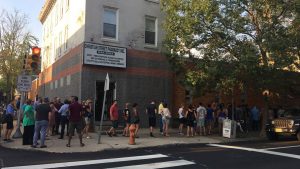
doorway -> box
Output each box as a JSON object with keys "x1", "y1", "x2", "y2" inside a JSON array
[{"x1": 95, "y1": 81, "x2": 116, "y2": 122}]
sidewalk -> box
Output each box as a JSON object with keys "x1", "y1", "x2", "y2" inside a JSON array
[{"x1": 0, "y1": 127, "x2": 264, "y2": 153}]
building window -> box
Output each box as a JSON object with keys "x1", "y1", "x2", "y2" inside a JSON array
[
  {"x1": 60, "y1": 77, "x2": 64, "y2": 87},
  {"x1": 60, "y1": 2, "x2": 64, "y2": 18},
  {"x1": 103, "y1": 8, "x2": 117, "y2": 39},
  {"x1": 66, "y1": 0, "x2": 70, "y2": 11},
  {"x1": 50, "y1": 82, "x2": 53, "y2": 90},
  {"x1": 145, "y1": 16, "x2": 157, "y2": 45},
  {"x1": 67, "y1": 75, "x2": 71, "y2": 85},
  {"x1": 59, "y1": 32, "x2": 62, "y2": 56},
  {"x1": 55, "y1": 80, "x2": 58, "y2": 89},
  {"x1": 64, "y1": 25, "x2": 68, "y2": 50}
]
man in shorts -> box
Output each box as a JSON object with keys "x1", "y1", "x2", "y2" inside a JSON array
[
  {"x1": 106, "y1": 100, "x2": 119, "y2": 137},
  {"x1": 3, "y1": 100, "x2": 15, "y2": 142},
  {"x1": 146, "y1": 101, "x2": 157, "y2": 137},
  {"x1": 196, "y1": 102, "x2": 207, "y2": 136},
  {"x1": 67, "y1": 96, "x2": 84, "y2": 147}
]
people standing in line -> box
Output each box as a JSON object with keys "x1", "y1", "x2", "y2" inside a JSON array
[
  {"x1": 212, "y1": 102, "x2": 218, "y2": 127},
  {"x1": 186, "y1": 104, "x2": 196, "y2": 137},
  {"x1": 16, "y1": 97, "x2": 21, "y2": 110},
  {"x1": 66, "y1": 96, "x2": 84, "y2": 147},
  {"x1": 250, "y1": 106, "x2": 260, "y2": 131},
  {"x1": 106, "y1": 100, "x2": 119, "y2": 137},
  {"x1": 32, "y1": 98, "x2": 51, "y2": 148},
  {"x1": 58, "y1": 99, "x2": 70, "y2": 139},
  {"x1": 3, "y1": 100, "x2": 16, "y2": 142},
  {"x1": 48, "y1": 102, "x2": 57, "y2": 136},
  {"x1": 82, "y1": 100, "x2": 93, "y2": 139},
  {"x1": 196, "y1": 102, "x2": 207, "y2": 136},
  {"x1": 217, "y1": 106, "x2": 228, "y2": 136},
  {"x1": 122, "y1": 103, "x2": 131, "y2": 137},
  {"x1": 178, "y1": 104, "x2": 185, "y2": 135},
  {"x1": 54, "y1": 98, "x2": 63, "y2": 135},
  {"x1": 162, "y1": 103, "x2": 171, "y2": 137},
  {"x1": 158, "y1": 101, "x2": 164, "y2": 135},
  {"x1": 146, "y1": 101, "x2": 157, "y2": 137},
  {"x1": 22, "y1": 99, "x2": 35, "y2": 145},
  {"x1": 205, "y1": 104, "x2": 214, "y2": 135},
  {"x1": 33, "y1": 97, "x2": 42, "y2": 110},
  {"x1": 132, "y1": 103, "x2": 140, "y2": 138}
]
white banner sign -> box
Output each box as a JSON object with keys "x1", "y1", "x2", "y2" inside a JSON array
[
  {"x1": 222, "y1": 119, "x2": 232, "y2": 138},
  {"x1": 17, "y1": 75, "x2": 32, "y2": 92},
  {"x1": 83, "y1": 42, "x2": 126, "y2": 68}
]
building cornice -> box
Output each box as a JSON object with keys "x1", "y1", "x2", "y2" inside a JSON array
[{"x1": 39, "y1": 0, "x2": 56, "y2": 24}]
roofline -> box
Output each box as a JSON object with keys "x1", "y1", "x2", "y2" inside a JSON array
[{"x1": 39, "y1": 0, "x2": 56, "y2": 24}]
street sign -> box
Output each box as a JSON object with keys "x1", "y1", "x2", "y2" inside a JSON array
[
  {"x1": 17, "y1": 75, "x2": 32, "y2": 92},
  {"x1": 104, "y1": 73, "x2": 110, "y2": 91}
]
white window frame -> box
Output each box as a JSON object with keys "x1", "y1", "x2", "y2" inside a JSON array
[
  {"x1": 102, "y1": 7, "x2": 119, "y2": 40},
  {"x1": 145, "y1": 16, "x2": 157, "y2": 46}
]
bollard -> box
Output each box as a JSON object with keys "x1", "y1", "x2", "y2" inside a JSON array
[{"x1": 129, "y1": 124, "x2": 136, "y2": 145}]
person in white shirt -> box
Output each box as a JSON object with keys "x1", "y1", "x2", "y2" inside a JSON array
[
  {"x1": 162, "y1": 103, "x2": 171, "y2": 137},
  {"x1": 178, "y1": 104, "x2": 185, "y2": 135},
  {"x1": 196, "y1": 102, "x2": 207, "y2": 136}
]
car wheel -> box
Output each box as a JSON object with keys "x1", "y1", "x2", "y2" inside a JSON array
[
  {"x1": 297, "y1": 132, "x2": 300, "y2": 141},
  {"x1": 266, "y1": 132, "x2": 278, "y2": 141}
]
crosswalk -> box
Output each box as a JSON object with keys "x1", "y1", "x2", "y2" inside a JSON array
[
  {"x1": 208, "y1": 143, "x2": 300, "y2": 160},
  {"x1": 3, "y1": 154, "x2": 195, "y2": 169}
]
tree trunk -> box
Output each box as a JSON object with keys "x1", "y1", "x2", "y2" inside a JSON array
[{"x1": 260, "y1": 100, "x2": 268, "y2": 137}]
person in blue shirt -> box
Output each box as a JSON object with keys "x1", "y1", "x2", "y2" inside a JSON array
[
  {"x1": 58, "y1": 99, "x2": 70, "y2": 139},
  {"x1": 205, "y1": 104, "x2": 214, "y2": 135},
  {"x1": 4, "y1": 100, "x2": 15, "y2": 142},
  {"x1": 250, "y1": 106, "x2": 260, "y2": 131}
]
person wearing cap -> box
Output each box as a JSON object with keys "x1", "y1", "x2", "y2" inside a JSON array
[{"x1": 32, "y1": 98, "x2": 51, "y2": 148}]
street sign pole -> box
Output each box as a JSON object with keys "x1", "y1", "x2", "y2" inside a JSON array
[
  {"x1": 13, "y1": 91, "x2": 25, "y2": 138},
  {"x1": 98, "y1": 73, "x2": 110, "y2": 144},
  {"x1": 13, "y1": 73, "x2": 32, "y2": 138}
]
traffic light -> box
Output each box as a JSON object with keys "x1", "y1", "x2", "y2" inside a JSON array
[
  {"x1": 31, "y1": 47, "x2": 41, "y2": 71},
  {"x1": 25, "y1": 47, "x2": 41, "y2": 74}
]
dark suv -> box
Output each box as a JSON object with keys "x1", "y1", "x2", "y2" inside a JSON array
[{"x1": 266, "y1": 108, "x2": 300, "y2": 141}]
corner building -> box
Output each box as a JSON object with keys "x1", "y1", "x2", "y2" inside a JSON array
[{"x1": 37, "y1": 0, "x2": 173, "y2": 126}]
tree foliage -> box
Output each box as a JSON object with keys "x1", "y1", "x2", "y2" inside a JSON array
[
  {"x1": 0, "y1": 9, "x2": 38, "y2": 101},
  {"x1": 161, "y1": 0, "x2": 300, "y2": 98}
]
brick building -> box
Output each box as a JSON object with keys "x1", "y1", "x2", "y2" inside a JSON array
[{"x1": 34, "y1": 0, "x2": 173, "y2": 127}]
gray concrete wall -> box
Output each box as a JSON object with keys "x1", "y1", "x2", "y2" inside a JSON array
[
  {"x1": 85, "y1": 0, "x2": 164, "y2": 51},
  {"x1": 81, "y1": 69, "x2": 173, "y2": 128}
]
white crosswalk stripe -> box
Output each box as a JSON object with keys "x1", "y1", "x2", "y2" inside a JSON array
[
  {"x1": 106, "y1": 160, "x2": 195, "y2": 169},
  {"x1": 208, "y1": 143, "x2": 300, "y2": 160},
  {"x1": 3, "y1": 154, "x2": 195, "y2": 169}
]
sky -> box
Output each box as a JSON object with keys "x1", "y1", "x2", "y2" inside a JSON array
[{"x1": 0, "y1": 0, "x2": 45, "y2": 45}]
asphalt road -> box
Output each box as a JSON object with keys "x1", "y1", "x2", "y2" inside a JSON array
[{"x1": 1, "y1": 139, "x2": 300, "y2": 169}]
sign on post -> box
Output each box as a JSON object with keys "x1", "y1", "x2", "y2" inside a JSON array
[
  {"x1": 223, "y1": 119, "x2": 232, "y2": 138},
  {"x1": 17, "y1": 75, "x2": 32, "y2": 92}
]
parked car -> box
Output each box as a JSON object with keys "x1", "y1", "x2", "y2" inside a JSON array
[{"x1": 266, "y1": 108, "x2": 300, "y2": 141}]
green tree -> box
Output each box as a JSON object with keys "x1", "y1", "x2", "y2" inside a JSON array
[
  {"x1": 161, "y1": 0, "x2": 300, "y2": 135},
  {"x1": 0, "y1": 9, "x2": 38, "y2": 101}
]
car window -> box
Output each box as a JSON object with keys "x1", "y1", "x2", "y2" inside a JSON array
[{"x1": 282, "y1": 109, "x2": 300, "y2": 118}]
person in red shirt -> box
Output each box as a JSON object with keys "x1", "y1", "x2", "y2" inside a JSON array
[
  {"x1": 66, "y1": 96, "x2": 84, "y2": 147},
  {"x1": 106, "y1": 100, "x2": 119, "y2": 137}
]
